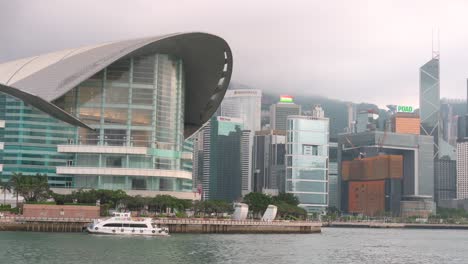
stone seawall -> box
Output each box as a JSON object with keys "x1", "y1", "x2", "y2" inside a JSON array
[
  {"x1": 324, "y1": 222, "x2": 468, "y2": 230},
  {"x1": 0, "y1": 217, "x2": 321, "y2": 234}
]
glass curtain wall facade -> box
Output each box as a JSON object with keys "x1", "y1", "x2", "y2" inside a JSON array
[
  {"x1": 286, "y1": 116, "x2": 329, "y2": 214},
  {"x1": 419, "y1": 57, "x2": 440, "y2": 158},
  {"x1": 208, "y1": 116, "x2": 243, "y2": 202},
  {"x1": 0, "y1": 93, "x2": 75, "y2": 186},
  {"x1": 0, "y1": 53, "x2": 193, "y2": 195}
]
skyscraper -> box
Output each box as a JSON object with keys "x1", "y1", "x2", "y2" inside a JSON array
[
  {"x1": 419, "y1": 56, "x2": 440, "y2": 158},
  {"x1": 219, "y1": 89, "x2": 261, "y2": 196},
  {"x1": 240, "y1": 130, "x2": 253, "y2": 195},
  {"x1": 252, "y1": 130, "x2": 286, "y2": 194},
  {"x1": 202, "y1": 116, "x2": 243, "y2": 201},
  {"x1": 270, "y1": 96, "x2": 301, "y2": 131},
  {"x1": 457, "y1": 86, "x2": 468, "y2": 199},
  {"x1": 434, "y1": 156, "x2": 456, "y2": 202},
  {"x1": 328, "y1": 141, "x2": 339, "y2": 209},
  {"x1": 457, "y1": 141, "x2": 468, "y2": 199},
  {"x1": 286, "y1": 112, "x2": 329, "y2": 214},
  {"x1": 220, "y1": 89, "x2": 262, "y2": 132}
]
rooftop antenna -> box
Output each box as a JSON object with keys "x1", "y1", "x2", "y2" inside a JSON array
[{"x1": 432, "y1": 28, "x2": 440, "y2": 59}]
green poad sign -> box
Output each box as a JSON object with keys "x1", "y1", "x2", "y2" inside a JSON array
[{"x1": 397, "y1": 105, "x2": 413, "y2": 113}]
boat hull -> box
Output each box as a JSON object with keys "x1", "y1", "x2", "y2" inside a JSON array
[{"x1": 87, "y1": 226, "x2": 169, "y2": 236}]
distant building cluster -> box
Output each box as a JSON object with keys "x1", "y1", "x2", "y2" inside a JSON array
[
  {"x1": 193, "y1": 47, "x2": 468, "y2": 218},
  {"x1": 1, "y1": 33, "x2": 468, "y2": 219}
]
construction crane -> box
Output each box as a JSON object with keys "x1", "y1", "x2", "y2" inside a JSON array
[
  {"x1": 378, "y1": 121, "x2": 389, "y2": 155},
  {"x1": 344, "y1": 134, "x2": 365, "y2": 160}
]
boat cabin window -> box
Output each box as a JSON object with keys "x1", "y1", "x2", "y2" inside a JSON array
[{"x1": 103, "y1": 223, "x2": 148, "y2": 228}]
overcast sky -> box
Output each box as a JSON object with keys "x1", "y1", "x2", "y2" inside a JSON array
[{"x1": 1, "y1": 0, "x2": 468, "y2": 108}]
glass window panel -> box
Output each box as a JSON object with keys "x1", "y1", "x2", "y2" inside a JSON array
[
  {"x1": 103, "y1": 108, "x2": 128, "y2": 125},
  {"x1": 287, "y1": 181, "x2": 327, "y2": 193},
  {"x1": 130, "y1": 130, "x2": 151, "y2": 147},
  {"x1": 79, "y1": 85, "x2": 102, "y2": 105},
  {"x1": 105, "y1": 86, "x2": 129, "y2": 104},
  {"x1": 131, "y1": 109, "x2": 152, "y2": 126},
  {"x1": 78, "y1": 107, "x2": 101, "y2": 124},
  {"x1": 104, "y1": 129, "x2": 126, "y2": 146}
]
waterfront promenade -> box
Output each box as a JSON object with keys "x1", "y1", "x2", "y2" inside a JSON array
[
  {"x1": 0, "y1": 216, "x2": 321, "y2": 234},
  {"x1": 325, "y1": 221, "x2": 468, "y2": 229}
]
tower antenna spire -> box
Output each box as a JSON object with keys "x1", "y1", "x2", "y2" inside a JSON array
[{"x1": 432, "y1": 28, "x2": 440, "y2": 59}]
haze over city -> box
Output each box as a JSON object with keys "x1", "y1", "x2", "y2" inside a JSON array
[
  {"x1": 2, "y1": 0, "x2": 468, "y2": 108},
  {"x1": 3, "y1": 1, "x2": 468, "y2": 263}
]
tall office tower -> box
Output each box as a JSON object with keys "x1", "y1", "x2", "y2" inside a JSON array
[
  {"x1": 440, "y1": 102, "x2": 457, "y2": 146},
  {"x1": 220, "y1": 89, "x2": 262, "y2": 132},
  {"x1": 356, "y1": 110, "x2": 378, "y2": 133},
  {"x1": 328, "y1": 141, "x2": 339, "y2": 209},
  {"x1": 252, "y1": 130, "x2": 286, "y2": 194},
  {"x1": 202, "y1": 116, "x2": 243, "y2": 201},
  {"x1": 240, "y1": 130, "x2": 253, "y2": 195},
  {"x1": 270, "y1": 96, "x2": 301, "y2": 131},
  {"x1": 434, "y1": 156, "x2": 456, "y2": 202},
  {"x1": 219, "y1": 89, "x2": 260, "y2": 197},
  {"x1": 419, "y1": 55, "x2": 440, "y2": 158},
  {"x1": 286, "y1": 115, "x2": 329, "y2": 214}
]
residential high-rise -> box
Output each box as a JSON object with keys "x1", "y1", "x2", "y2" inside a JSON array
[
  {"x1": 0, "y1": 33, "x2": 233, "y2": 200},
  {"x1": 252, "y1": 130, "x2": 286, "y2": 194},
  {"x1": 270, "y1": 96, "x2": 301, "y2": 131},
  {"x1": 346, "y1": 103, "x2": 356, "y2": 133},
  {"x1": 220, "y1": 89, "x2": 262, "y2": 132},
  {"x1": 286, "y1": 114, "x2": 329, "y2": 214},
  {"x1": 419, "y1": 56, "x2": 440, "y2": 158},
  {"x1": 202, "y1": 116, "x2": 243, "y2": 201}
]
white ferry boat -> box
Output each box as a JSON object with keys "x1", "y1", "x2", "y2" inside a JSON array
[{"x1": 87, "y1": 212, "x2": 169, "y2": 236}]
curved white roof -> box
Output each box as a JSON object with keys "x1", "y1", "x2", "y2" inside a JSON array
[{"x1": 0, "y1": 32, "x2": 233, "y2": 137}]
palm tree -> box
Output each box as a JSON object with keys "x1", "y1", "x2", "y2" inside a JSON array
[
  {"x1": 0, "y1": 179, "x2": 12, "y2": 205},
  {"x1": 10, "y1": 172, "x2": 22, "y2": 207}
]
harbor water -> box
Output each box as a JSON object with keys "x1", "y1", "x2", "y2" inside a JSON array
[{"x1": 1, "y1": 227, "x2": 467, "y2": 264}]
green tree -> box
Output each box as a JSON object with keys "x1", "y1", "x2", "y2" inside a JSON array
[
  {"x1": 11, "y1": 173, "x2": 22, "y2": 206},
  {"x1": 272, "y1": 192, "x2": 300, "y2": 206},
  {"x1": 0, "y1": 179, "x2": 12, "y2": 205},
  {"x1": 243, "y1": 192, "x2": 272, "y2": 217},
  {"x1": 11, "y1": 173, "x2": 50, "y2": 202},
  {"x1": 50, "y1": 192, "x2": 74, "y2": 205}
]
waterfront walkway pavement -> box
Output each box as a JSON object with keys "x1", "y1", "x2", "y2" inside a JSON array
[
  {"x1": 153, "y1": 219, "x2": 322, "y2": 227},
  {"x1": 0, "y1": 216, "x2": 94, "y2": 223},
  {"x1": 0, "y1": 216, "x2": 321, "y2": 227}
]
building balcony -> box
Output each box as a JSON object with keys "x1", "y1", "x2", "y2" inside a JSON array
[
  {"x1": 50, "y1": 188, "x2": 200, "y2": 200},
  {"x1": 57, "y1": 145, "x2": 147, "y2": 155},
  {"x1": 56, "y1": 166, "x2": 192, "y2": 180}
]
